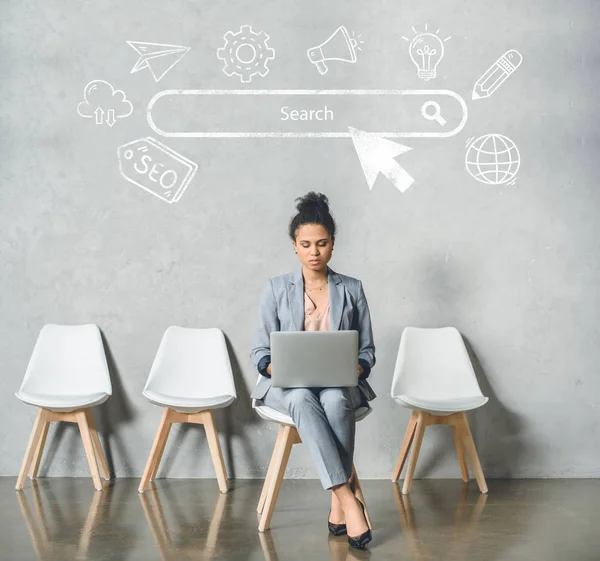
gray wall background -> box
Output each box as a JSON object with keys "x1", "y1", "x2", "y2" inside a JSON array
[{"x1": 1, "y1": 0, "x2": 599, "y2": 480}]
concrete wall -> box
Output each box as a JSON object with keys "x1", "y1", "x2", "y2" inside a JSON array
[{"x1": 1, "y1": 0, "x2": 599, "y2": 479}]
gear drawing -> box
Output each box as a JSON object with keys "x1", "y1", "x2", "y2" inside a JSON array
[{"x1": 217, "y1": 25, "x2": 275, "y2": 83}]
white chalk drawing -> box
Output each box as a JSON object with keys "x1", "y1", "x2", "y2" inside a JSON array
[
  {"x1": 421, "y1": 101, "x2": 446, "y2": 126},
  {"x1": 77, "y1": 80, "x2": 133, "y2": 126},
  {"x1": 349, "y1": 127, "x2": 414, "y2": 193},
  {"x1": 217, "y1": 25, "x2": 275, "y2": 83},
  {"x1": 472, "y1": 49, "x2": 523, "y2": 100},
  {"x1": 117, "y1": 137, "x2": 198, "y2": 203},
  {"x1": 146, "y1": 89, "x2": 468, "y2": 138},
  {"x1": 307, "y1": 26, "x2": 363, "y2": 75},
  {"x1": 402, "y1": 24, "x2": 451, "y2": 81},
  {"x1": 465, "y1": 134, "x2": 520, "y2": 185},
  {"x1": 127, "y1": 41, "x2": 190, "y2": 83}
]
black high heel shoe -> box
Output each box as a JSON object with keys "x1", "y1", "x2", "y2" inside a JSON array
[
  {"x1": 347, "y1": 500, "x2": 372, "y2": 550},
  {"x1": 328, "y1": 510, "x2": 347, "y2": 536}
]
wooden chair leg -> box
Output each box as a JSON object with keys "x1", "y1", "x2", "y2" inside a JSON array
[
  {"x1": 202, "y1": 410, "x2": 229, "y2": 494},
  {"x1": 402, "y1": 411, "x2": 427, "y2": 495},
  {"x1": 139, "y1": 408, "x2": 173, "y2": 493},
  {"x1": 452, "y1": 424, "x2": 470, "y2": 482},
  {"x1": 258, "y1": 425, "x2": 295, "y2": 532},
  {"x1": 458, "y1": 412, "x2": 488, "y2": 493},
  {"x1": 16, "y1": 409, "x2": 49, "y2": 490},
  {"x1": 86, "y1": 410, "x2": 110, "y2": 480},
  {"x1": 76, "y1": 409, "x2": 103, "y2": 491},
  {"x1": 149, "y1": 410, "x2": 174, "y2": 482},
  {"x1": 149, "y1": 435, "x2": 168, "y2": 482},
  {"x1": 392, "y1": 411, "x2": 418, "y2": 482},
  {"x1": 350, "y1": 465, "x2": 372, "y2": 530},
  {"x1": 258, "y1": 426, "x2": 286, "y2": 514},
  {"x1": 30, "y1": 418, "x2": 50, "y2": 479}
]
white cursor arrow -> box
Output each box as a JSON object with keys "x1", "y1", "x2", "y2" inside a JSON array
[{"x1": 348, "y1": 127, "x2": 414, "y2": 193}]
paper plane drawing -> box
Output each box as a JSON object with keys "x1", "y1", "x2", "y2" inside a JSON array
[{"x1": 127, "y1": 41, "x2": 190, "y2": 82}]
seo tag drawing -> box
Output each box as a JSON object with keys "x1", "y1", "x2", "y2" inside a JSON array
[
  {"x1": 217, "y1": 25, "x2": 275, "y2": 83},
  {"x1": 77, "y1": 80, "x2": 133, "y2": 126},
  {"x1": 402, "y1": 24, "x2": 451, "y2": 81},
  {"x1": 307, "y1": 26, "x2": 363, "y2": 75},
  {"x1": 127, "y1": 41, "x2": 191, "y2": 83},
  {"x1": 118, "y1": 137, "x2": 198, "y2": 203},
  {"x1": 465, "y1": 134, "x2": 520, "y2": 185}
]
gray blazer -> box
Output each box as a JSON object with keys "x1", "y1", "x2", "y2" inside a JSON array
[{"x1": 250, "y1": 266, "x2": 377, "y2": 402}]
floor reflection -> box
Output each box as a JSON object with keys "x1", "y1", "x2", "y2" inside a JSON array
[
  {"x1": 139, "y1": 483, "x2": 229, "y2": 560},
  {"x1": 393, "y1": 482, "x2": 488, "y2": 560},
  {"x1": 16, "y1": 481, "x2": 110, "y2": 560},
  {"x1": 258, "y1": 528, "x2": 372, "y2": 561},
  {"x1": 6, "y1": 478, "x2": 600, "y2": 561}
]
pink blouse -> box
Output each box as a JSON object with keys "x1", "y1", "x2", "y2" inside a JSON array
[{"x1": 304, "y1": 291, "x2": 330, "y2": 332}]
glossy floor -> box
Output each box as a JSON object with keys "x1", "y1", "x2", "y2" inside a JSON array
[{"x1": 3, "y1": 478, "x2": 599, "y2": 560}]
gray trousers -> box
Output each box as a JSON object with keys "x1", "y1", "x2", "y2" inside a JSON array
[{"x1": 261, "y1": 386, "x2": 364, "y2": 490}]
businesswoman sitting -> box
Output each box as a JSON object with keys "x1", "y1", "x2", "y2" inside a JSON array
[{"x1": 250, "y1": 192, "x2": 376, "y2": 549}]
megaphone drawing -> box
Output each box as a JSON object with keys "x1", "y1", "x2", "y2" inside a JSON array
[{"x1": 307, "y1": 26, "x2": 362, "y2": 75}]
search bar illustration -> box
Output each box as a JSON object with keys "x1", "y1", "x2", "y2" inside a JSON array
[{"x1": 146, "y1": 89, "x2": 468, "y2": 138}]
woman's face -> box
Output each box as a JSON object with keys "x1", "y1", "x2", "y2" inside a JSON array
[{"x1": 293, "y1": 223, "x2": 334, "y2": 272}]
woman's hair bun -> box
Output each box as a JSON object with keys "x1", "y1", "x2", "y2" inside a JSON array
[
  {"x1": 289, "y1": 191, "x2": 336, "y2": 241},
  {"x1": 295, "y1": 191, "x2": 329, "y2": 213}
]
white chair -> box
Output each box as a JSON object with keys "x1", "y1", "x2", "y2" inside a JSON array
[
  {"x1": 390, "y1": 327, "x2": 489, "y2": 494},
  {"x1": 253, "y1": 379, "x2": 374, "y2": 532},
  {"x1": 138, "y1": 327, "x2": 237, "y2": 494},
  {"x1": 15, "y1": 324, "x2": 112, "y2": 491}
]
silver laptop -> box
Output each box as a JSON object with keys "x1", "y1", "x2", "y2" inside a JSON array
[{"x1": 270, "y1": 331, "x2": 359, "y2": 388}]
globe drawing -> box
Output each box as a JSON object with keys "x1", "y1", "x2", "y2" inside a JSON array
[{"x1": 465, "y1": 134, "x2": 520, "y2": 185}]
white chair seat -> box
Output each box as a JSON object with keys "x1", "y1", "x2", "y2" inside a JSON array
[
  {"x1": 393, "y1": 394, "x2": 489, "y2": 415},
  {"x1": 15, "y1": 390, "x2": 110, "y2": 412},
  {"x1": 254, "y1": 403, "x2": 372, "y2": 426},
  {"x1": 142, "y1": 389, "x2": 235, "y2": 413}
]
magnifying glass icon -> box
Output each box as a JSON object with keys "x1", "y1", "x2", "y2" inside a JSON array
[{"x1": 421, "y1": 101, "x2": 447, "y2": 126}]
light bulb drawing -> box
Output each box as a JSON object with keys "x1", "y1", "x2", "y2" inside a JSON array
[{"x1": 402, "y1": 24, "x2": 451, "y2": 81}]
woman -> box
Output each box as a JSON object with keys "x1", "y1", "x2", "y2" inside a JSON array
[{"x1": 250, "y1": 192, "x2": 376, "y2": 549}]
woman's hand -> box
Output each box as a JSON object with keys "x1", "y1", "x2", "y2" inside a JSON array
[{"x1": 266, "y1": 363, "x2": 272, "y2": 376}]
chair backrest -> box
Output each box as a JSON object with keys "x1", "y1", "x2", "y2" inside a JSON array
[
  {"x1": 19, "y1": 324, "x2": 112, "y2": 396},
  {"x1": 251, "y1": 373, "x2": 263, "y2": 410},
  {"x1": 391, "y1": 326, "x2": 484, "y2": 400},
  {"x1": 144, "y1": 327, "x2": 236, "y2": 400}
]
